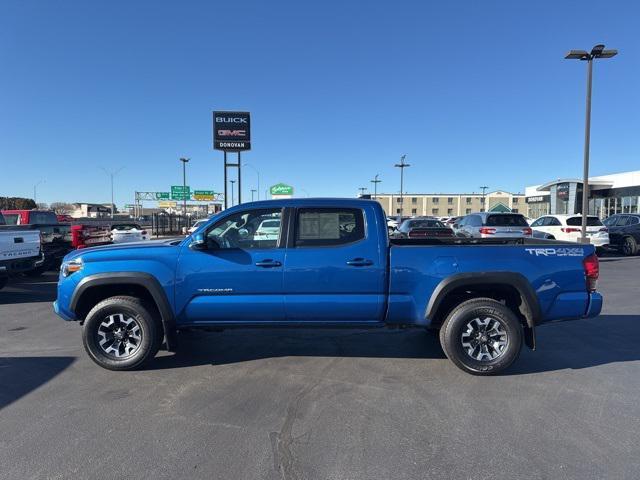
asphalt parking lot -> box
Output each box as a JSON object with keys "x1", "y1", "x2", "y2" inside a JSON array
[{"x1": 1, "y1": 256, "x2": 639, "y2": 480}]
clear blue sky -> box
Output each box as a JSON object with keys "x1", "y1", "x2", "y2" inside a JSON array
[{"x1": 1, "y1": 0, "x2": 639, "y2": 206}]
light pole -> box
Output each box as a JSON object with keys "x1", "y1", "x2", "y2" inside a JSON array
[
  {"x1": 371, "y1": 174, "x2": 381, "y2": 198},
  {"x1": 480, "y1": 185, "x2": 488, "y2": 212},
  {"x1": 251, "y1": 189, "x2": 257, "y2": 201},
  {"x1": 33, "y1": 180, "x2": 45, "y2": 205},
  {"x1": 565, "y1": 44, "x2": 617, "y2": 243},
  {"x1": 243, "y1": 163, "x2": 260, "y2": 201},
  {"x1": 358, "y1": 187, "x2": 368, "y2": 197},
  {"x1": 100, "y1": 167, "x2": 124, "y2": 219},
  {"x1": 179, "y1": 158, "x2": 190, "y2": 217},
  {"x1": 394, "y1": 155, "x2": 410, "y2": 219},
  {"x1": 230, "y1": 180, "x2": 236, "y2": 207}
]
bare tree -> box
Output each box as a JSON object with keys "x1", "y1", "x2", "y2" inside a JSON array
[{"x1": 50, "y1": 202, "x2": 74, "y2": 215}]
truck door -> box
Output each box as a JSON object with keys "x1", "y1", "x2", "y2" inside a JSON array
[
  {"x1": 176, "y1": 207, "x2": 286, "y2": 323},
  {"x1": 283, "y1": 205, "x2": 386, "y2": 322}
]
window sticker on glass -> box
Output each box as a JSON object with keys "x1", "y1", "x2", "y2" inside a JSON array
[{"x1": 299, "y1": 212, "x2": 341, "y2": 239}]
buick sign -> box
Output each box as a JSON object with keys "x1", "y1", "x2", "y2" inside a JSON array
[{"x1": 213, "y1": 111, "x2": 251, "y2": 151}]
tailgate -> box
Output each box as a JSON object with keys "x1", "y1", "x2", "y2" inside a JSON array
[{"x1": 0, "y1": 230, "x2": 41, "y2": 261}]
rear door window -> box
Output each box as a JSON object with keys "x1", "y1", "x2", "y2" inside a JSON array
[
  {"x1": 29, "y1": 211, "x2": 58, "y2": 224},
  {"x1": 485, "y1": 214, "x2": 528, "y2": 227},
  {"x1": 295, "y1": 208, "x2": 365, "y2": 247},
  {"x1": 3, "y1": 213, "x2": 18, "y2": 225},
  {"x1": 566, "y1": 217, "x2": 603, "y2": 226}
]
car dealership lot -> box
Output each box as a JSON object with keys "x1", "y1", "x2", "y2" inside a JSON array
[{"x1": 1, "y1": 256, "x2": 639, "y2": 480}]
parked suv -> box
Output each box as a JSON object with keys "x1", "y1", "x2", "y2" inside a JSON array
[
  {"x1": 530, "y1": 215, "x2": 609, "y2": 248},
  {"x1": 454, "y1": 213, "x2": 532, "y2": 238},
  {"x1": 603, "y1": 214, "x2": 640, "y2": 255}
]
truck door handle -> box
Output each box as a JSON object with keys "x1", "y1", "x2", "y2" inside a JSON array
[
  {"x1": 255, "y1": 259, "x2": 282, "y2": 268},
  {"x1": 346, "y1": 258, "x2": 373, "y2": 267}
]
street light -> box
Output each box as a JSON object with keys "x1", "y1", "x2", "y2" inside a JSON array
[
  {"x1": 358, "y1": 187, "x2": 368, "y2": 197},
  {"x1": 243, "y1": 163, "x2": 260, "y2": 201},
  {"x1": 179, "y1": 158, "x2": 190, "y2": 218},
  {"x1": 33, "y1": 180, "x2": 45, "y2": 206},
  {"x1": 370, "y1": 174, "x2": 381, "y2": 198},
  {"x1": 230, "y1": 180, "x2": 236, "y2": 207},
  {"x1": 565, "y1": 44, "x2": 618, "y2": 243},
  {"x1": 100, "y1": 167, "x2": 125, "y2": 219},
  {"x1": 394, "y1": 155, "x2": 410, "y2": 219},
  {"x1": 480, "y1": 186, "x2": 488, "y2": 212},
  {"x1": 250, "y1": 189, "x2": 257, "y2": 201}
]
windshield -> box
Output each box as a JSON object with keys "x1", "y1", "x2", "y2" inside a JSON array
[
  {"x1": 112, "y1": 224, "x2": 141, "y2": 231},
  {"x1": 408, "y1": 219, "x2": 444, "y2": 228},
  {"x1": 485, "y1": 214, "x2": 528, "y2": 227}
]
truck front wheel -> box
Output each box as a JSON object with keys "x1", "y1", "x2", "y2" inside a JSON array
[
  {"x1": 439, "y1": 298, "x2": 523, "y2": 375},
  {"x1": 82, "y1": 296, "x2": 162, "y2": 371}
]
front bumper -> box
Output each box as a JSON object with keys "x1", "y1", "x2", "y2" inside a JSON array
[{"x1": 53, "y1": 300, "x2": 75, "y2": 321}]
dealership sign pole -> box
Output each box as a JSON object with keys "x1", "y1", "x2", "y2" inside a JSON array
[{"x1": 213, "y1": 111, "x2": 251, "y2": 209}]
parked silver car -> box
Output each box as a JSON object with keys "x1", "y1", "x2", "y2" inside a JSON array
[{"x1": 453, "y1": 212, "x2": 532, "y2": 239}]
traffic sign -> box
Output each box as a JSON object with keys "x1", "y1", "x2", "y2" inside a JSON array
[
  {"x1": 158, "y1": 201, "x2": 177, "y2": 208},
  {"x1": 156, "y1": 192, "x2": 170, "y2": 200},
  {"x1": 124, "y1": 204, "x2": 135, "y2": 209},
  {"x1": 171, "y1": 185, "x2": 191, "y2": 200},
  {"x1": 193, "y1": 190, "x2": 215, "y2": 201}
]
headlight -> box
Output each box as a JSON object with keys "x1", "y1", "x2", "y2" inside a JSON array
[{"x1": 61, "y1": 258, "x2": 83, "y2": 277}]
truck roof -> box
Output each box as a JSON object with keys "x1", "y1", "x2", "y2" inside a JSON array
[{"x1": 223, "y1": 198, "x2": 381, "y2": 211}]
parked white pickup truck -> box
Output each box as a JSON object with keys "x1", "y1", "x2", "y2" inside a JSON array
[{"x1": 0, "y1": 212, "x2": 43, "y2": 290}]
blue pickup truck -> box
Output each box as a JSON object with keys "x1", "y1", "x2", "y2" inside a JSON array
[{"x1": 54, "y1": 198, "x2": 602, "y2": 375}]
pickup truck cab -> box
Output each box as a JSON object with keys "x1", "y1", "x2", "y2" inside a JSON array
[
  {"x1": 54, "y1": 199, "x2": 602, "y2": 375},
  {"x1": 0, "y1": 212, "x2": 43, "y2": 289}
]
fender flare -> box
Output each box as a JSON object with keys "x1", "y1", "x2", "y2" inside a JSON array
[
  {"x1": 425, "y1": 272, "x2": 542, "y2": 329},
  {"x1": 70, "y1": 272, "x2": 177, "y2": 351}
]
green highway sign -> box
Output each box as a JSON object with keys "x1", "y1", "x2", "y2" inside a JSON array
[
  {"x1": 155, "y1": 192, "x2": 170, "y2": 200},
  {"x1": 270, "y1": 183, "x2": 294, "y2": 196},
  {"x1": 171, "y1": 185, "x2": 191, "y2": 200},
  {"x1": 124, "y1": 204, "x2": 135, "y2": 208}
]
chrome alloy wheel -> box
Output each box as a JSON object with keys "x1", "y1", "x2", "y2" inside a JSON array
[
  {"x1": 460, "y1": 317, "x2": 508, "y2": 361},
  {"x1": 97, "y1": 313, "x2": 143, "y2": 359}
]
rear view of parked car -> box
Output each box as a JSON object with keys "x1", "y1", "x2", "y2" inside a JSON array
[
  {"x1": 454, "y1": 213, "x2": 532, "y2": 238},
  {"x1": 530, "y1": 215, "x2": 609, "y2": 248},
  {"x1": 111, "y1": 224, "x2": 149, "y2": 243},
  {"x1": 394, "y1": 218, "x2": 454, "y2": 238},
  {"x1": 603, "y1": 214, "x2": 640, "y2": 255}
]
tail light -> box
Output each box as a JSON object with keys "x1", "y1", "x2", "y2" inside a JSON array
[
  {"x1": 561, "y1": 227, "x2": 581, "y2": 233},
  {"x1": 479, "y1": 227, "x2": 496, "y2": 235},
  {"x1": 522, "y1": 227, "x2": 532, "y2": 236},
  {"x1": 141, "y1": 230, "x2": 147, "y2": 235},
  {"x1": 583, "y1": 253, "x2": 599, "y2": 292}
]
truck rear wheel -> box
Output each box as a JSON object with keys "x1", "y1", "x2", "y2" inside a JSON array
[
  {"x1": 439, "y1": 298, "x2": 522, "y2": 375},
  {"x1": 82, "y1": 296, "x2": 162, "y2": 371}
]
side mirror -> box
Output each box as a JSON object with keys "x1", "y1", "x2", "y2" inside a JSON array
[
  {"x1": 189, "y1": 233, "x2": 208, "y2": 250},
  {"x1": 238, "y1": 228, "x2": 249, "y2": 238}
]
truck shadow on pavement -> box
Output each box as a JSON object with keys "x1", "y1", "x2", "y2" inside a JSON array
[
  {"x1": 0, "y1": 356, "x2": 75, "y2": 411},
  {"x1": 149, "y1": 314, "x2": 640, "y2": 375},
  {"x1": 0, "y1": 273, "x2": 58, "y2": 305}
]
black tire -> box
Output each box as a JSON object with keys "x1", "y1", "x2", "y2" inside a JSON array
[
  {"x1": 439, "y1": 298, "x2": 523, "y2": 375},
  {"x1": 82, "y1": 296, "x2": 162, "y2": 371},
  {"x1": 0, "y1": 277, "x2": 7, "y2": 290},
  {"x1": 622, "y1": 236, "x2": 638, "y2": 256}
]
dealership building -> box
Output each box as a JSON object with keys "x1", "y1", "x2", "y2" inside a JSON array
[
  {"x1": 371, "y1": 190, "x2": 526, "y2": 217},
  {"x1": 525, "y1": 170, "x2": 640, "y2": 219}
]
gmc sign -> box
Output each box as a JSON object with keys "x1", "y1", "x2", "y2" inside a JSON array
[{"x1": 213, "y1": 111, "x2": 251, "y2": 151}]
